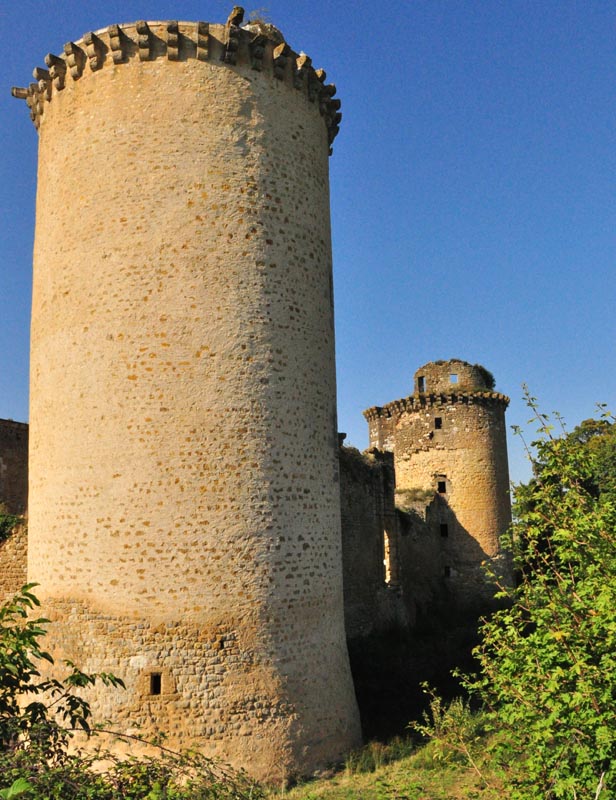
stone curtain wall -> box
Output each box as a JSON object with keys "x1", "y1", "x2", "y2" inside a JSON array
[
  {"x1": 0, "y1": 420, "x2": 28, "y2": 514},
  {"x1": 19, "y1": 17, "x2": 359, "y2": 781},
  {"x1": 339, "y1": 447, "x2": 408, "y2": 639}
]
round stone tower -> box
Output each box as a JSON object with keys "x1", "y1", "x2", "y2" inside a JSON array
[
  {"x1": 364, "y1": 359, "x2": 512, "y2": 605},
  {"x1": 13, "y1": 11, "x2": 360, "y2": 780}
]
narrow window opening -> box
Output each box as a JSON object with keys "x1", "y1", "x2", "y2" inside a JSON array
[
  {"x1": 149, "y1": 673, "x2": 162, "y2": 696},
  {"x1": 437, "y1": 480, "x2": 446, "y2": 494},
  {"x1": 440, "y1": 523, "x2": 449, "y2": 537},
  {"x1": 382, "y1": 528, "x2": 400, "y2": 587},
  {"x1": 417, "y1": 376, "x2": 426, "y2": 393},
  {"x1": 383, "y1": 531, "x2": 392, "y2": 585},
  {"x1": 434, "y1": 417, "x2": 442, "y2": 429},
  {"x1": 444, "y1": 565, "x2": 451, "y2": 577},
  {"x1": 450, "y1": 373, "x2": 458, "y2": 384}
]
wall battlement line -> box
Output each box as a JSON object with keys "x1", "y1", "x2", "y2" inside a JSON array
[
  {"x1": 364, "y1": 391, "x2": 510, "y2": 421},
  {"x1": 11, "y1": 18, "x2": 341, "y2": 148}
]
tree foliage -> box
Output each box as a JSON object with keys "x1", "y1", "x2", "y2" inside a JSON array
[
  {"x1": 0, "y1": 585, "x2": 264, "y2": 799},
  {"x1": 463, "y1": 396, "x2": 616, "y2": 798},
  {"x1": 0, "y1": 583, "x2": 124, "y2": 757},
  {"x1": 0, "y1": 507, "x2": 21, "y2": 545}
]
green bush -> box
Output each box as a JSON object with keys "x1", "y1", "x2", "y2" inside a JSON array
[
  {"x1": 463, "y1": 396, "x2": 616, "y2": 798},
  {"x1": 410, "y1": 687, "x2": 488, "y2": 779},
  {"x1": 0, "y1": 585, "x2": 264, "y2": 799},
  {"x1": 0, "y1": 512, "x2": 20, "y2": 545}
]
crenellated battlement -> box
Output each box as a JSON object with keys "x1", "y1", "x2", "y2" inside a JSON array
[
  {"x1": 364, "y1": 390, "x2": 510, "y2": 422},
  {"x1": 11, "y1": 11, "x2": 342, "y2": 150}
]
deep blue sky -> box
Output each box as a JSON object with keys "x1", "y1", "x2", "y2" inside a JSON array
[{"x1": 1, "y1": 1, "x2": 614, "y2": 484}]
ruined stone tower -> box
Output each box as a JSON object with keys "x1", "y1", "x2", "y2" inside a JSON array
[
  {"x1": 364, "y1": 359, "x2": 512, "y2": 605},
  {"x1": 13, "y1": 11, "x2": 360, "y2": 780}
]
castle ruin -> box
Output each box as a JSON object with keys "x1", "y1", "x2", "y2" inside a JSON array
[
  {"x1": 4, "y1": 8, "x2": 511, "y2": 782},
  {"x1": 364, "y1": 359, "x2": 512, "y2": 610}
]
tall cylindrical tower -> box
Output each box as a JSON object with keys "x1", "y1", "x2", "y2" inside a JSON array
[
  {"x1": 365, "y1": 359, "x2": 512, "y2": 605},
  {"x1": 14, "y1": 13, "x2": 360, "y2": 780}
]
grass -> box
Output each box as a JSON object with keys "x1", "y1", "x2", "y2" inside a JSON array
[{"x1": 271, "y1": 735, "x2": 501, "y2": 800}]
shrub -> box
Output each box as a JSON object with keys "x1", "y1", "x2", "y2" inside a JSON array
[
  {"x1": 462, "y1": 396, "x2": 616, "y2": 798},
  {"x1": 0, "y1": 585, "x2": 264, "y2": 799}
]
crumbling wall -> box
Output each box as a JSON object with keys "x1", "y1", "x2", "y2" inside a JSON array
[
  {"x1": 339, "y1": 446, "x2": 409, "y2": 638},
  {"x1": 412, "y1": 359, "x2": 494, "y2": 395},
  {"x1": 0, "y1": 420, "x2": 28, "y2": 514}
]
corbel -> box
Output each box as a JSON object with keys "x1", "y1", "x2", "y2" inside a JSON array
[
  {"x1": 223, "y1": 23, "x2": 241, "y2": 65},
  {"x1": 64, "y1": 42, "x2": 86, "y2": 81},
  {"x1": 24, "y1": 83, "x2": 37, "y2": 112},
  {"x1": 248, "y1": 33, "x2": 266, "y2": 71},
  {"x1": 166, "y1": 21, "x2": 179, "y2": 61},
  {"x1": 272, "y1": 42, "x2": 290, "y2": 80},
  {"x1": 196, "y1": 22, "x2": 209, "y2": 61},
  {"x1": 83, "y1": 31, "x2": 104, "y2": 71},
  {"x1": 319, "y1": 83, "x2": 337, "y2": 118},
  {"x1": 33, "y1": 67, "x2": 52, "y2": 101},
  {"x1": 327, "y1": 123, "x2": 340, "y2": 147},
  {"x1": 25, "y1": 83, "x2": 41, "y2": 127},
  {"x1": 293, "y1": 53, "x2": 311, "y2": 90},
  {"x1": 45, "y1": 53, "x2": 67, "y2": 91},
  {"x1": 307, "y1": 71, "x2": 320, "y2": 103},
  {"x1": 64, "y1": 41, "x2": 86, "y2": 80},
  {"x1": 108, "y1": 24, "x2": 125, "y2": 64},
  {"x1": 136, "y1": 21, "x2": 151, "y2": 61}
]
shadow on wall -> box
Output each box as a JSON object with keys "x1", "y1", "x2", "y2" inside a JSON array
[
  {"x1": 340, "y1": 456, "x2": 510, "y2": 741},
  {"x1": 398, "y1": 492, "x2": 511, "y2": 620}
]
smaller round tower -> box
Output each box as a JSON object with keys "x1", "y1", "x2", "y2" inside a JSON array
[{"x1": 364, "y1": 359, "x2": 512, "y2": 605}]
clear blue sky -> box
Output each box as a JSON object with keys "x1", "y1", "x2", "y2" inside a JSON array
[{"x1": 1, "y1": 1, "x2": 614, "y2": 484}]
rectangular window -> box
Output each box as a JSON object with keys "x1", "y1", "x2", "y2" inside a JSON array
[
  {"x1": 417, "y1": 376, "x2": 426, "y2": 392},
  {"x1": 149, "y1": 673, "x2": 162, "y2": 696},
  {"x1": 434, "y1": 417, "x2": 442, "y2": 429},
  {"x1": 437, "y1": 480, "x2": 446, "y2": 494},
  {"x1": 450, "y1": 373, "x2": 458, "y2": 384},
  {"x1": 440, "y1": 523, "x2": 449, "y2": 537},
  {"x1": 444, "y1": 566, "x2": 451, "y2": 577}
]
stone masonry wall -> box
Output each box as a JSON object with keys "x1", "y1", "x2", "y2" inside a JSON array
[
  {"x1": 339, "y1": 446, "x2": 408, "y2": 639},
  {"x1": 20, "y1": 17, "x2": 359, "y2": 781},
  {"x1": 0, "y1": 419, "x2": 28, "y2": 514},
  {"x1": 412, "y1": 359, "x2": 493, "y2": 395},
  {"x1": 395, "y1": 397, "x2": 510, "y2": 604},
  {"x1": 0, "y1": 522, "x2": 27, "y2": 602}
]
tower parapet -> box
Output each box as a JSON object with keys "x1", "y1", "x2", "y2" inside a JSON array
[{"x1": 12, "y1": 17, "x2": 341, "y2": 149}]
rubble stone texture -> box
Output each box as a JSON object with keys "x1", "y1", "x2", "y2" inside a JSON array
[
  {"x1": 0, "y1": 521, "x2": 27, "y2": 602},
  {"x1": 15, "y1": 16, "x2": 359, "y2": 781}
]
